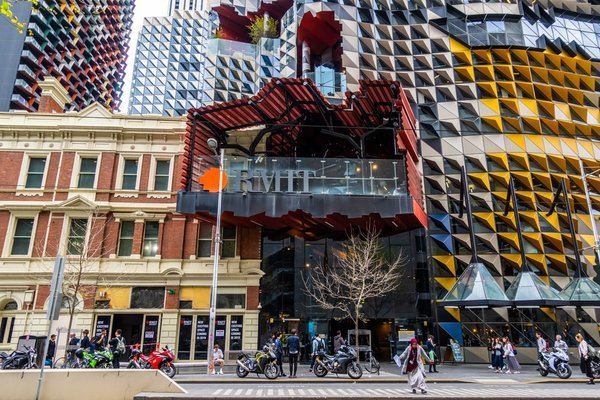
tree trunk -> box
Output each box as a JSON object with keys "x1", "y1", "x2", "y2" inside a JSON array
[
  {"x1": 354, "y1": 306, "x2": 360, "y2": 363},
  {"x1": 63, "y1": 306, "x2": 75, "y2": 358}
]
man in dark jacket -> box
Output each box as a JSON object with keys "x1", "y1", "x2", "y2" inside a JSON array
[
  {"x1": 108, "y1": 329, "x2": 125, "y2": 369},
  {"x1": 80, "y1": 330, "x2": 91, "y2": 350},
  {"x1": 287, "y1": 329, "x2": 300, "y2": 378},
  {"x1": 333, "y1": 331, "x2": 346, "y2": 353},
  {"x1": 46, "y1": 334, "x2": 56, "y2": 365},
  {"x1": 275, "y1": 332, "x2": 286, "y2": 377}
]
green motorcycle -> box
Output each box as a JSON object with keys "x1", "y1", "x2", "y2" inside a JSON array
[{"x1": 74, "y1": 347, "x2": 113, "y2": 368}]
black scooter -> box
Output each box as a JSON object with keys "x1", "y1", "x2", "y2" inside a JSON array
[
  {"x1": 1, "y1": 345, "x2": 38, "y2": 369},
  {"x1": 313, "y1": 345, "x2": 362, "y2": 379}
]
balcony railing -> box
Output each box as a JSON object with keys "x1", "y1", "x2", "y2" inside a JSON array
[{"x1": 192, "y1": 156, "x2": 407, "y2": 197}]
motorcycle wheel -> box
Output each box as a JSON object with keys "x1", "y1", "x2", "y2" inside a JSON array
[
  {"x1": 127, "y1": 362, "x2": 138, "y2": 369},
  {"x1": 264, "y1": 363, "x2": 279, "y2": 380},
  {"x1": 160, "y1": 362, "x2": 176, "y2": 378},
  {"x1": 314, "y1": 363, "x2": 328, "y2": 378},
  {"x1": 236, "y1": 365, "x2": 249, "y2": 378},
  {"x1": 347, "y1": 362, "x2": 362, "y2": 379},
  {"x1": 538, "y1": 368, "x2": 549, "y2": 377},
  {"x1": 556, "y1": 363, "x2": 572, "y2": 379}
]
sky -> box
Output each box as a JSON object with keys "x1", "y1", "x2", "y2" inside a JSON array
[{"x1": 119, "y1": 0, "x2": 170, "y2": 113}]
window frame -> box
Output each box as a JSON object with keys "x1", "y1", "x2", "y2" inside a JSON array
[
  {"x1": 10, "y1": 217, "x2": 36, "y2": 256},
  {"x1": 221, "y1": 226, "x2": 237, "y2": 258},
  {"x1": 142, "y1": 221, "x2": 160, "y2": 258},
  {"x1": 3, "y1": 213, "x2": 38, "y2": 257},
  {"x1": 66, "y1": 217, "x2": 89, "y2": 256},
  {"x1": 73, "y1": 154, "x2": 99, "y2": 190},
  {"x1": 196, "y1": 223, "x2": 213, "y2": 258},
  {"x1": 18, "y1": 154, "x2": 49, "y2": 191},
  {"x1": 150, "y1": 156, "x2": 173, "y2": 192},
  {"x1": 117, "y1": 220, "x2": 135, "y2": 257},
  {"x1": 117, "y1": 155, "x2": 142, "y2": 191}
]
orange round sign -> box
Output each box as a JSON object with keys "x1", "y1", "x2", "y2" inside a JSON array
[{"x1": 199, "y1": 167, "x2": 228, "y2": 192}]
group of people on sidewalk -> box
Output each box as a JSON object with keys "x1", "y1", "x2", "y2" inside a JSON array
[
  {"x1": 490, "y1": 336, "x2": 521, "y2": 374},
  {"x1": 60, "y1": 328, "x2": 126, "y2": 368}
]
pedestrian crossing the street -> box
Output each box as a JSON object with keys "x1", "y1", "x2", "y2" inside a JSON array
[{"x1": 210, "y1": 385, "x2": 598, "y2": 398}]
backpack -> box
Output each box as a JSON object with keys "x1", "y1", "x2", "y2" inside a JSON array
[
  {"x1": 316, "y1": 338, "x2": 325, "y2": 351},
  {"x1": 512, "y1": 344, "x2": 517, "y2": 355},
  {"x1": 116, "y1": 337, "x2": 126, "y2": 353}
]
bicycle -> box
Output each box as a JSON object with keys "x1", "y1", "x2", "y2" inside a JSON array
[
  {"x1": 53, "y1": 352, "x2": 81, "y2": 369},
  {"x1": 363, "y1": 350, "x2": 380, "y2": 375}
]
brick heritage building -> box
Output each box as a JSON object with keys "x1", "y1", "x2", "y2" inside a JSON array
[{"x1": 0, "y1": 78, "x2": 262, "y2": 361}]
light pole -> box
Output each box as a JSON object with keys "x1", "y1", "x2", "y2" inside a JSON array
[
  {"x1": 580, "y1": 159, "x2": 600, "y2": 265},
  {"x1": 207, "y1": 137, "x2": 224, "y2": 374}
]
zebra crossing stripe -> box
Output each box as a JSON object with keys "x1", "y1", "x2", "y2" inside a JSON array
[
  {"x1": 245, "y1": 389, "x2": 253, "y2": 396},
  {"x1": 213, "y1": 389, "x2": 222, "y2": 395},
  {"x1": 222, "y1": 389, "x2": 232, "y2": 395}
]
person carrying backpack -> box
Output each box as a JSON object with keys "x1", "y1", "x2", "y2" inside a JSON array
[
  {"x1": 309, "y1": 333, "x2": 325, "y2": 373},
  {"x1": 109, "y1": 329, "x2": 126, "y2": 369}
]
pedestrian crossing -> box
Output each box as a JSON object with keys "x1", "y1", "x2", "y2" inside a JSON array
[{"x1": 210, "y1": 386, "x2": 598, "y2": 397}]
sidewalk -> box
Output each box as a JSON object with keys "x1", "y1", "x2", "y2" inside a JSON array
[{"x1": 174, "y1": 362, "x2": 589, "y2": 384}]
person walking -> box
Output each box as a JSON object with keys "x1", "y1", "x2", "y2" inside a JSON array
[
  {"x1": 535, "y1": 332, "x2": 547, "y2": 362},
  {"x1": 399, "y1": 338, "x2": 432, "y2": 394},
  {"x1": 333, "y1": 331, "x2": 346, "y2": 354},
  {"x1": 491, "y1": 337, "x2": 504, "y2": 373},
  {"x1": 108, "y1": 329, "x2": 126, "y2": 369},
  {"x1": 502, "y1": 337, "x2": 520, "y2": 374},
  {"x1": 554, "y1": 334, "x2": 568, "y2": 354},
  {"x1": 425, "y1": 336, "x2": 438, "y2": 373},
  {"x1": 576, "y1": 333, "x2": 595, "y2": 385},
  {"x1": 46, "y1": 334, "x2": 56, "y2": 366},
  {"x1": 287, "y1": 329, "x2": 300, "y2": 378},
  {"x1": 275, "y1": 332, "x2": 286, "y2": 377},
  {"x1": 309, "y1": 333, "x2": 325, "y2": 373}
]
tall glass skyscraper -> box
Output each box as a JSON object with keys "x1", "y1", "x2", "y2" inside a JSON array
[{"x1": 0, "y1": 0, "x2": 134, "y2": 112}]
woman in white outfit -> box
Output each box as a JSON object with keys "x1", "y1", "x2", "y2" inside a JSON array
[
  {"x1": 502, "y1": 337, "x2": 520, "y2": 374},
  {"x1": 576, "y1": 333, "x2": 595, "y2": 385},
  {"x1": 399, "y1": 338, "x2": 432, "y2": 394}
]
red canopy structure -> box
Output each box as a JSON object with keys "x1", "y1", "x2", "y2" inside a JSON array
[{"x1": 179, "y1": 78, "x2": 426, "y2": 237}]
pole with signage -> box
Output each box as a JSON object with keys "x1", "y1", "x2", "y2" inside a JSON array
[
  {"x1": 35, "y1": 256, "x2": 65, "y2": 400},
  {"x1": 206, "y1": 139, "x2": 224, "y2": 373}
]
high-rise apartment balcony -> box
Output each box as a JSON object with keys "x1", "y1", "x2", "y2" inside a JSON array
[
  {"x1": 10, "y1": 94, "x2": 30, "y2": 110},
  {"x1": 17, "y1": 64, "x2": 36, "y2": 81}
]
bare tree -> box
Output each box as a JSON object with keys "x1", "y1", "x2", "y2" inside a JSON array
[
  {"x1": 302, "y1": 225, "x2": 406, "y2": 352},
  {"x1": 36, "y1": 208, "x2": 120, "y2": 356}
]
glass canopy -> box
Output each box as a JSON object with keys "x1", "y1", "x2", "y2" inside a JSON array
[
  {"x1": 440, "y1": 263, "x2": 511, "y2": 308},
  {"x1": 560, "y1": 277, "x2": 600, "y2": 307},
  {"x1": 505, "y1": 271, "x2": 567, "y2": 307}
]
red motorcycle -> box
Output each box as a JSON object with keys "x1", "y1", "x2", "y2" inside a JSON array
[{"x1": 127, "y1": 345, "x2": 176, "y2": 378}]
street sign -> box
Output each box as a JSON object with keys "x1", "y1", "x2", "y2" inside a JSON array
[{"x1": 46, "y1": 256, "x2": 65, "y2": 321}]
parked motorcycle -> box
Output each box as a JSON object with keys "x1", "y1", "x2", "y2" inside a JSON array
[
  {"x1": 236, "y1": 345, "x2": 279, "y2": 379},
  {"x1": 0, "y1": 345, "x2": 38, "y2": 369},
  {"x1": 74, "y1": 347, "x2": 113, "y2": 368},
  {"x1": 127, "y1": 346, "x2": 176, "y2": 378},
  {"x1": 590, "y1": 354, "x2": 600, "y2": 379},
  {"x1": 538, "y1": 348, "x2": 572, "y2": 379},
  {"x1": 313, "y1": 345, "x2": 362, "y2": 379}
]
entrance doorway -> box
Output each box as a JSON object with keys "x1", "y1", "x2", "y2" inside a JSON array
[{"x1": 112, "y1": 314, "x2": 143, "y2": 354}]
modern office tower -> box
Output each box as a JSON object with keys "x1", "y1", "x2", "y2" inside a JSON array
[
  {"x1": 177, "y1": 0, "x2": 600, "y2": 361},
  {"x1": 128, "y1": 10, "x2": 212, "y2": 116},
  {"x1": 168, "y1": 0, "x2": 205, "y2": 13},
  {"x1": 0, "y1": 0, "x2": 134, "y2": 112}
]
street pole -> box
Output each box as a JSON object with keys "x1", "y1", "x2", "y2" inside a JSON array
[
  {"x1": 580, "y1": 160, "x2": 600, "y2": 265},
  {"x1": 207, "y1": 146, "x2": 225, "y2": 374}
]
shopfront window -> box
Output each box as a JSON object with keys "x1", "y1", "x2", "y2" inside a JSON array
[{"x1": 178, "y1": 316, "x2": 193, "y2": 360}]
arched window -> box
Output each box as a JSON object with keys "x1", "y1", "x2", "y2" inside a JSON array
[{"x1": 2, "y1": 301, "x2": 17, "y2": 311}]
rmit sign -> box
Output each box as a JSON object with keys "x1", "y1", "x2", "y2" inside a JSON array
[{"x1": 200, "y1": 157, "x2": 407, "y2": 197}]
